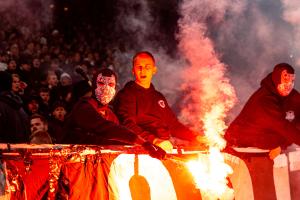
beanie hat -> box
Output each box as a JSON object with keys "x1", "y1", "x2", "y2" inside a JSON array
[
  {"x1": 0, "y1": 71, "x2": 12, "y2": 92},
  {"x1": 271, "y1": 63, "x2": 294, "y2": 86},
  {"x1": 60, "y1": 72, "x2": 72, "y2": 81}
]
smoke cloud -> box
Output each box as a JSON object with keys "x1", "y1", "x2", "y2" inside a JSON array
[
  {"x1": 0, "y1": 0, "x2": 54, "y2": 36},
  {"x1": 176, "y1": 0, "x2": 237, "y2": 137},
  {"x1": 211, "y1": 0, "x2": 296, "y2": 117},
  {"x1": 281, "y1": 0, "x2": 300, "y2": 65}
]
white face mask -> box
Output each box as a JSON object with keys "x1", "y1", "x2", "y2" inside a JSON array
[
  {"x1": 277, "y1": 70, "x2": 295, "y2": 96},
  {"x1": 95, "y1": 73, "x2": 116, "y2": 105}
]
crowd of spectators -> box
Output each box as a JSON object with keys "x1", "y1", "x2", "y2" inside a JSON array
[{"x1": 0, "y1": 18, "x2": 125, "y2": 144}]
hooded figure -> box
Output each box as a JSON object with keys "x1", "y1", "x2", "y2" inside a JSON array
[
  {"x1": 225, "y1": 63, "x2": 300, "y2": 149},
  {"x1": 62, "y1": 68, "x2": 129, "y2": 144},
  {"x1": 224, "y1": 63, "x2": 300, "y2": 200}
]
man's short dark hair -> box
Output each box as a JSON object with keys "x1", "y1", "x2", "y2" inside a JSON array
[
  {"x1": 98, "y1": 68, "x2": 117, "y2": 80},
  {"x1": 30, "y1": 114, "x2": 47, "y2": 124},
  {"x1": 92, "y1": 68, "x2": 117, "y2": 89},
  {"x1": 39, "y1": 87, "x2": 50, "y2": 93},
  {"x1": 132, "y1": 51, "x2": 155, "y2": 65}
]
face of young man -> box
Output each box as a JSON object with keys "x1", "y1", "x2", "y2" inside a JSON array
[
  {"x1": 132, "y1": 54, "x2": 157, "y2": 89},
  {"x1": 28, "y1": 100, "x2": 39, "y2": 114},
  {"x1": 52, "y1": 107, "x2": 66, "y2": 121},
  {"x1": 8, "y1": 60, "x2": 16, "y2": 70},
  {"x1": 60, "y1": 76, "x2": 72, "y2": 86},
  {"x1": 47, "y1": 74, "x2": 58, "y2": 88},
  {"x1": 39, "y1": 92, "x2": 50, "y2": 103},
  {"x1": 21, "y1": 63, "x2": 31, "y2": 71},
  {"x1": 95, "y1": 73, "x2": 116, "y2": 105},
  {"x1": 30, "y1": 118, "x2": 48, "y2": 135},
  {"x1": 32, "y1": 58, "x2": 41, "y2": 68},
  {"x1": 12, "y1": 76, "x2": 20, "y2": 93},
  {"x1": 277, "y1": 69, "x2": 295, "y2": 96}
]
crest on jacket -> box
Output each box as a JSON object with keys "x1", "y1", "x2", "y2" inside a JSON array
[
  {"x1": 285, "y1": 110, "x2": 295, "y2": 122},
  {"x1": 158, "y1": 100, "x2": 165, "y2": 108}
]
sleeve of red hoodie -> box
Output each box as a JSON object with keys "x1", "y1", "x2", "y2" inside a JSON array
[
  {"x1": 70, "y1": 99, "x2": 142, "y2": 144},
  {"x1": 163, "y1": 96, "x2": 200, "y2": 141},
  {"x1": 114, "y1": 89, "x2": 157, "y2": 142}
]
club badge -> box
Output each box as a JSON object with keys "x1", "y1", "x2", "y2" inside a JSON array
[
  {"x1": 158, "y1": 100, "x2": 166, "y2": 108},
  {"x1": 285, "y1": 110, "x2": 295, "y2": 122}
]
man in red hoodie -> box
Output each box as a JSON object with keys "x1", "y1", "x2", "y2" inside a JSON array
[
  {"x1": 114, "y1": 51, "x2": 206, "y2": 151},
  {"x1": 225, "y1": 63, "x2": 300, "y2": 154},
  {"x1": 225, "y1": 63, "x2": 300, "y2": 199}
]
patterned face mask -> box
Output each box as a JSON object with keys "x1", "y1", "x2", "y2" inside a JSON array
[
  {"x1": 277, "y1": 70, "x2": 295, "y2": 96},
  {"x1": 95, "y1": 73, "x2": 116, "y2": 105}
]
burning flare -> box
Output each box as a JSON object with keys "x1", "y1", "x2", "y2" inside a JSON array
[
  {"x1": 177, "y1": 1, "x2": 237, "y2": 199},
  {"x1": 186, "y1": 148, "x2": 234, "y2": 200}
]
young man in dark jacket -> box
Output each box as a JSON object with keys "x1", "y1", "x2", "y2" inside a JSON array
[
  {"x1": 62, "y1": 68, "x2": 165, "y2": 159},
  {"x1": 114, "y1": 51, "x2": 205, "y2": 151}
]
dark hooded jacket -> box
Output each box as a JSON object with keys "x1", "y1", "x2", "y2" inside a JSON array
[
  {"x1": 114, "y1": 81, "x2": 198, "y2": 142},
  {"x1": 0, "y1": 91, "x2": 30, "y2": 143},
  {"x1": 62, "y1": 96, "x2": 141, "y2": 145},
  {"x1": 225, "y1": 72, "x2": 300, "y2": 149}
]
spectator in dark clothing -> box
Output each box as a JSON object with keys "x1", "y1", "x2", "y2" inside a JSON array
[
  {"x1": 38, "y1": 87, "x2": 51, "y2": 117},
  {"x1": 0, "y1": 71, "x2": 30, "y2": 143},
  {"x1": 18, "y1": 55, "x2": 34, "y2": 87},
  {"x1": 24, "y1": 95, "x2": 41, "y2": 116},
  {"x1": 5, "y1": 59, "x2": 17, "y2": 74},
  {"x1": 114, "y1": 51, "x2": 205, "y2": 151},
  {"x1": 30, "y1": 114, "x2": 52, "y2": 144},
  {"x1": 225, "y1": 63, "x2": 300, "y2": 154},
  {"x1": 48, "y1": 101, "x2": 67, "y2": 143}
]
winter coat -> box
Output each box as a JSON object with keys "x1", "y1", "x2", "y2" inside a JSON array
[
  {"x1": 0, "y1": 92, "x2": 30, "y2": 143},
  {"x1": 225, "y1": 73, "x2": 300, "y2": 149},
  {"x1": 48, "y1": 117, "x2": 64, "y2": 144},
  {"x1": 114, "y1": 81, "x2": 197, "y2": 142}
]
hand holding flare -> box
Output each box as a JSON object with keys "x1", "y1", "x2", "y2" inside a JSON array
[{"x1": 153, "y1": 138, "x2": 173, "y2": 152}]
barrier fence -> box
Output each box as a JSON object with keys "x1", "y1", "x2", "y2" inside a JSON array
[{"x1": 0, "y1": 144, "x2": 299, "y2": 200}]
